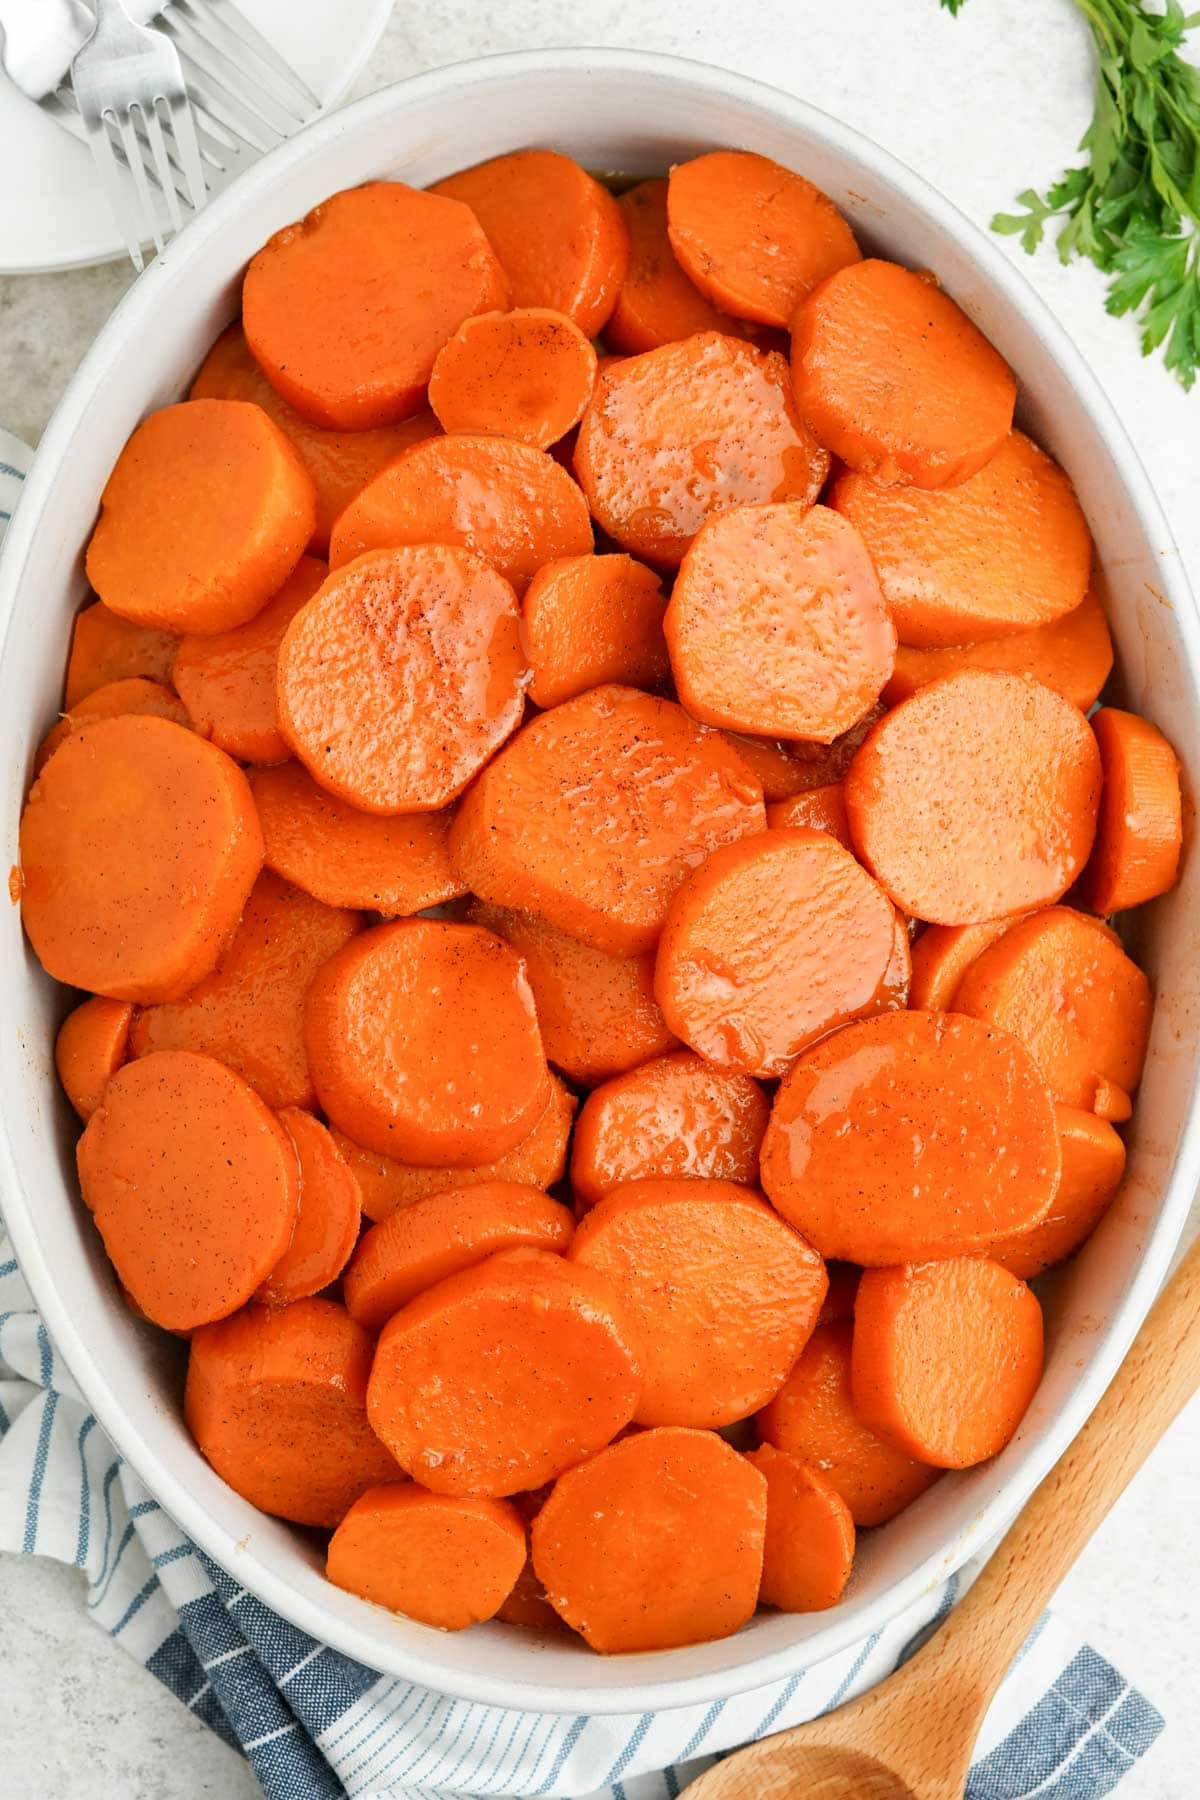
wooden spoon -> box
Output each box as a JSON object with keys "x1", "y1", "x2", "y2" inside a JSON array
[{"x1": 687, "y1": 1233, "x2": 1200, "y2": 1800}]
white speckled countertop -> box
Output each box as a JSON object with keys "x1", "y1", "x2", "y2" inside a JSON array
[{"x1": 2, "y1": 4, "x2": 1198, "y2": 1796}]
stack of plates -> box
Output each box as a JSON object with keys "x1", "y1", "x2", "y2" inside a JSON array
[{"x1": 0, "y1": 0, "x2": 392, "y2": 273}]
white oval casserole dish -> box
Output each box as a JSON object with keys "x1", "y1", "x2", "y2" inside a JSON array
[{"x1": 1, "y1": 47, "x2": 1197, "y2": 1716}]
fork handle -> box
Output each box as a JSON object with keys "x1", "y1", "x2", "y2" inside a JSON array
[{"x1": 915, "y1": 1233, "x2": 1200, "y2": 1702}]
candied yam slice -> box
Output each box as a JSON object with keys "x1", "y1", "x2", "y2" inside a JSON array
[
  {"x1": 607, "y1": 178, "x2": 766, "y2": 354},
  {"x1": 428, "y1": 307, "x2": 597, "y2": 449},
  {"x1": 760, "y1": 1010, "x2": 1061, "y2": 1264},
  {"x1": 1093, "y1": 1077, "x2": 1133, "y2": 1123},
  {"x1": 531, "y1": 1426, "x2": 766, "y2": 1653},
  {"x1": 852, "y1": 1259, "x2": 1044, "y2": 1469},
  {"x1": 767, "y1": 784, "x2": 851, "y2": 846},
  {"x1": 344, "y1": 1180, "x2": 573, "y2": 1331},
  {"x1": 305, "y1": 918, "x2": 550, "y2": 1165},
  {"x1": 79, "y1": 1050, "x2": 299, "y2": 1331},
  {"x1": 654, "y1": 827, "x2": 897, "y2": 1076},
  {"x1": 856, "y1": 907, "x2": 913, "y2": 1022},
  {"x1": 190, "y1": 322, "x2": 440, "y2": 554},
  {"x1": 571, "y1": 1049, "x2": 769, "y2": 1210},
  {"x1": 258, "y1": 1109, "x2": 362, "y2": 1305},
  {"x1": 496, "y1": 1554, "x2": 567, "y2": 1632},
  {"x1": 431, "y1": 150, "x2": 629, "y2": 337},
  {"x1": 276, "y1": 545, "x2": 527, "y2": 814},
  {"x1": 844, "y1": 670, "x2": 1101, "y2": 924},
  {"x1": 327, "y1": 1486, "x2": 526, "y2": 1630},
  {"x1": 574, "y1": 332, "x2": 829, "y2": 568},
  {"x1": 449, "y1": 685, "x2": 766, "y2": 956},
  {"x1": 173, "y1": 555, "x2": 327, "y2": 764},
  {"x1": 884, "y1": 588, "x2": 1113, "y2": 708},
  {"x1": 35, "y1": 676, "x2": 191, "y2": 777},
  {"x1": 522, "y1": 553, "x2": 668, "y2": 708},
  {"x1": 55, "y1": 996, "x2": 133, "y2": 1121},
  {"x1": 666, "y1": 502, "x2": 894, "y2": 743},
  {"x1": 745, "y1": 1444, "x2": 856, "y2": 1612},
  {"x1": 185, "y1": 1298, "x2": 403, "y2": 1525},
  {"x1": 331, "y1": 1075, "x2": 576, "y2": 1224},
  {"x1": 242, "y1": 181, "x2": 510, "y2": 428},
  {"x1": 792, "y1": 259, "x2": 1016, "y2": 488},
  {"x1": 367, "y1": 1249, "x2": 643, "y2": 1495},
  {"x1": 85, "y1": 400, "x2": 316, "y2": 634},
  {"x1": 329, "y1": 434, "x2": 593, "y2": 596},
  {"x1": 20, "y1": 716, "x2": 263, "y2": 1004},
  {"x1": 468, "y1": 899, "x2": 677, "y2": 1087},
  {"x1": 667, "y1": 150, "x2": 861, "y2": 328},
  {"x1": 756, "y1": 1320, "x2": 940, "y2": 1527},
  {"x1": 571, "y1": 1176, "x2": 827, "y2": 1427},
  {"x1": 988, "y1": 1104, "x2": 1126, "y2": 1279},
  {"x1": 129, "y1": 869, "x2": 361, "y2": 1111},
  {"x1": 1079, "y1": 707, "x2": 1183, "y2": 914},
  {"x1": 908, "y1": 918, "x2": 1022, "y2": 1011},
  {"x1": 833, "y1": 434, "x2": 1093, "y2": 648},
  {"x1": 952, "y1": 905, "x2": 1153, "y2": 1106},
  {"x1": 64, "y1": 601, "x2": 179, "y2": 708},
  {"x1": 249, "y1": 761, "x2": 466, "y2": 917}
]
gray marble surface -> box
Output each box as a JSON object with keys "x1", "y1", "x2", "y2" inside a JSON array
[{"x1": 3, "y1": 4, "x2": 1200, "y2": 1797}]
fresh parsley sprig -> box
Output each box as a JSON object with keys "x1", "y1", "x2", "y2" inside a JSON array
[{"x1": 943, "y1": 0, "x2": 1200, "y2": 387}]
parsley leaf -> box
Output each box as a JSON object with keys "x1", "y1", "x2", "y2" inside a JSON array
[{"x1": 943, "y1": 0, "x2": 1200, "y2": 388}]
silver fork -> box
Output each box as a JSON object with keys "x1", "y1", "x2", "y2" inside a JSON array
[
  {"x1": 3, "y1": 1, "x2": 321, "y2": 214},
  {"x1": 71, "y1": 0, "x2": 207, "y2": 270},
  {"x1": 159, "y1": 0, "x2": 318, "y2": 152}
]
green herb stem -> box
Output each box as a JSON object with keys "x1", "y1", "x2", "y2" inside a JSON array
[{"x1": 944, "y1": 0, "x2": 1200, "y2": 385}]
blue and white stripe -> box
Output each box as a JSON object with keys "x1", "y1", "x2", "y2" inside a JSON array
[{"x1": 0, "y1": 444, "x2": 1166, "y2": 1797}]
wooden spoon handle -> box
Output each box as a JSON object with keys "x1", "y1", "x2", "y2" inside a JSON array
[{"x1": 916, "y1": 1231, "x2": 1200, "y2": 1699}]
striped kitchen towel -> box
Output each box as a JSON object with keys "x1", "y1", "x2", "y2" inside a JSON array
[{"x1": 0, "y1": 439, "x2": 1167, "y2": 1798}]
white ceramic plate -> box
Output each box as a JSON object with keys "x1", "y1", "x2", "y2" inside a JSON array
[
  {"x1": 0, "y1": 0, "x2": 392, "y2": 273},
  {"x1": 1, "y1": 49, "x2": 1199, "y2": 1717}
]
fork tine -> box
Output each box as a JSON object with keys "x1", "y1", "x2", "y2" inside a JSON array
[
  {"x1": 160, "y1": 11, "x2": 305, "y2": 134},
  {"x1": 113, "y1": 106, "x2": 165, "y2": 253},
  {"x1": 189, "y1": 114, "x2": 239, "y2": 171},
  {"x1": 186, "y1": 112, "x2": 237, "y2": 171},
  {"x1": 173, "y1": 0, "x2": 319, "y2": 112},
  {"x1": 162, "y1": 88, "x2": 210, "y2": 215},
  {"x1": 144, "y1": 98, "x2": 183, "y2": 230},
  {"x1": 70, "y1": 0, "x2": 217, "y2": 266},
  {"x1": 177, "y1": 85, "x2": 241, "y2": 158},
  {"x1": 165, "y1": 1, "x2": 310, "y2": 128},
  {"x1": 54, "y1": 78, "x2": 231, "y2": 173},
  {"x1": 88, "y1": 112, "x2": 146, "y2": 271},
  {"x1": 173, "y1": 63, "x2": 284, "y2": 153}
]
